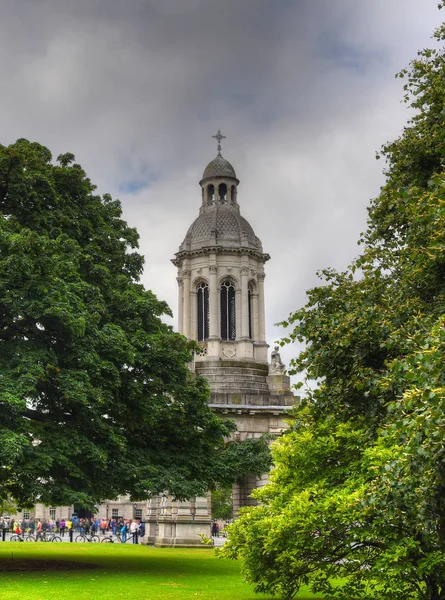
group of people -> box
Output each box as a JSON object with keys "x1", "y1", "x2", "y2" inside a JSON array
[
  {"x1": 211, "y1": 520, "x2": 230, "y2": 537},
  {"x1": 0, "y1": 516, "x2": 145, "y2": 543}
]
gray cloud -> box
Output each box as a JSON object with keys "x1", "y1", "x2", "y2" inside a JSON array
[{"x1": 0, "y1": 0, "x2": 441, "y2": 381}]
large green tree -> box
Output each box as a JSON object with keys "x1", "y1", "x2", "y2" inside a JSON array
[
  {"x1": 0, "y1": 139, "x2": 271, "y2": 510},
  {"x1": 223, "y1": 9, "x2": 445, "y2": 600}
]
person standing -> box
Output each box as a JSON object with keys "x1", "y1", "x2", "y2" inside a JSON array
[
  {"x1": 35, "y1": 519, "x2": 43, "y2": 541},
  {"x1": 120, "y1": 522, "x2": 127, "y2": 543},
  {"x1": 139, "y1": 520, "x2": 145, "y2": 539},
  {"x1": 60, "y1": 519, "x2": 66, "y2": 537},
  {"x1": 130, "y1": 520, "x2": 139, "y2": 544},
  {"x1": 100, "y1": 518, "x2": 107, "y2": 535}
]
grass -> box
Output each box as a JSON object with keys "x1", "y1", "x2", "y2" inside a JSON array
[{"x1": 0, "y1": 542, "x2": 324, "y2": 600}]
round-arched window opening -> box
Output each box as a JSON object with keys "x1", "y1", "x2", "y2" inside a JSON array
[
  {"x1": 197, "y1": 282, "x2": 209, "y2": 341},
  {"x1": 220, "y1": 280, "x2": 236, "y2": 341},
  {"x1": 219, "y1": 183, "x2": 227, "y2": 201},
  {"x1": 207, "y1": 184, "x2": 215, "y2": 203}
]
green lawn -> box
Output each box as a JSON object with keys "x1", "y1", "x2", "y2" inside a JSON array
[{"x1": 0, "y1": 542, "x2": 323, "y2": 600}]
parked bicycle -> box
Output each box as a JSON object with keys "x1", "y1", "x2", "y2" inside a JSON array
[
  {"x1": 10, "y1": 532, "x2": 35, "y2": 542},
  {"x1": 75, "y1": 533, "x2": 100, "y2": 543},
  {"x1": 31, "y1": 531, "x2": 62, "y2": 542},
  {"x1": 101, "y1": 533, "x2": 130, "y2": 544}
]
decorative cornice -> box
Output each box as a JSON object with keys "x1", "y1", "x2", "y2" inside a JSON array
[{"x1": 172, "y1": 247, "x2": 270, "y2": 266}]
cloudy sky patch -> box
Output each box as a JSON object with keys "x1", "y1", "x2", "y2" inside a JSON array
[{"x1": 0, "y1": 0, "x2": 441, "y2": 381}]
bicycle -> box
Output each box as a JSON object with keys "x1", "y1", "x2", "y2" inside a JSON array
[
  {"x1": 101, "y1": 533, "x2": 131, "y2": 544},
  {"x1": 10, "y1": 532, "x2": 35, "y2": 542},
  {"x1": 33, "y1": 531, "x2": 62, "y2": 542},
  {"x1": 75, "y1": 533, "x2": 100, "y2": 543}
]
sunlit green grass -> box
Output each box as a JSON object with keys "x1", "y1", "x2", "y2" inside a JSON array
[{"x1": 0, "y1": 542, "x2": 324, "y2": 599}]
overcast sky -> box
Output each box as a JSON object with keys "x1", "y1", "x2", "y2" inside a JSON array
[{"x1": 1, "y1": 0, "x2": 441, "y2": 384}]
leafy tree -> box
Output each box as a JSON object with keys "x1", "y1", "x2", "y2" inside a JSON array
[
  {"x1": 0, "y1": 139, "x2": 271, "y2": 510},
  {"x1": 223, "y1": 8, "x2": 445, "y2": 600},
  {"x1": 211, "y1": 484, "x2": 233, "y2": 521}
]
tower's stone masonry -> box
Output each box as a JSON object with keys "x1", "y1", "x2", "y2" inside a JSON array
[{"x1": 147, "y1": 134, "x2": 296, "y2": 544}]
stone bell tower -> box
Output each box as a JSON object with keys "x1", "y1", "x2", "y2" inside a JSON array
[
  {"x1": 172, "y1": 131, "x2": 294, "y2": 515},
  {"x1": 145, "y1": 132, "x2": 294, "y2": 548}
]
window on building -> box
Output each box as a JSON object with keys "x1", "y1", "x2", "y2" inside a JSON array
[
  {"x1": 23, "y1": 511, "x2": 30, "y2": 520},
  {"x1": 248, "y1": 287, "x2": 253, "y2": 339},
  {"x1": 207, "y1": 184, "x2": 214, "y2": 203},
  {"x1": 49, "y1": 508, "x2": 56, "y2": 520},
  {"x1": 111, "y1": 508, "x2": 119, "y2": 518},
  {"x1": 135, "y1": 509, "x2": 143, "y2": 519},
  {"x1": 221, "y1": 281, "x2": 236, "y2": 341},
  {"x1": 197, "y1": 282, "x2": 209, "y2": 341},
  {"x1": 218, "y1": 183, "x2": 227, "y2": 201}
]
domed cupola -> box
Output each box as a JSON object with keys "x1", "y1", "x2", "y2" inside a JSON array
[
  {"x1": 201, "y1": 156, "x2": 238, "y2": 182},
  {"x1": 175, "y1": 130, "x2": 267, "y2": 259},
  {"x1": 172, "y1": 130, "x2": 269, "y2": 366}
]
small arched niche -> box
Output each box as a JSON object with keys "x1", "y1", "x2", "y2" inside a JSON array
[{"x1": 218, "y1": 183, "x2": 227, "y2": 202}]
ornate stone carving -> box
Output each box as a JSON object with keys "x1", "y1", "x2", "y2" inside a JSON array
[
  {"x1": 240, "y1": 266, "x2": 249, "y2": 276},
  {"x1": 182, "y1": 269, "x2": 191, "y2": 278},
  {"x1": 270, "y1": 346, "x2": 285, "y2": 374},
  {"x1": 195, "y1": 344, "x2": 208, "y2": 357},
  {"x1": 222, "y1": 344, "x2": 236, "y2": 358},
  {"x1": 209, "y1": 265, "x2": 217, "y2": 273},
  {"x1": 257, "y1": 272, "x2": 266, "y2": 281},
  {"x1": 176, "y1": 277, "x2": 183, "y2": 285}
]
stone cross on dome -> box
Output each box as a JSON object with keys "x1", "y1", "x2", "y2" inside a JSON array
[{"x1": 212, "y1": 129, "x2": 226, "y2": 156}]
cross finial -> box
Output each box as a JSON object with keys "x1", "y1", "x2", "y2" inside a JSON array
[{"x1": 212, "y1": 129, "x2": 226, "y2": 157}]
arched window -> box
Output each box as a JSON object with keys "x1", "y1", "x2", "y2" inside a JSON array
[
  {"x1": 248, "y1": 286, "x2": 253, "y2": 339},
  {"x1": 207, "y1": 184, "x2": 215, "y2": 203},
  {"x1": 197, "y1": 282, "x2": 209, "y2": 341},
  {"x1": 220, "y1": 280, "x2": 236, "y2": 341},
  {"x1": 219, "y1": 183, "x2": 227, "y2": 201}
]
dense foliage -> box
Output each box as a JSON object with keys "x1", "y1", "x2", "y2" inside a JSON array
[
  {"x1": 0, "y1": 139, "x2": 271, "y2": 510},
  {"x1": 211, "y1": 484, "x2": 233, "y2": 521},
  {"x1": 223, "y1": 9, "x2": 445, "y2": 600}
]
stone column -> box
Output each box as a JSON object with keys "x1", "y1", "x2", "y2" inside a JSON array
[
  {"x1": 226, "y1": 181, "x2": 232, "y2": 204},
  {"x1": 240, "y1": 265, "x2": 249, "y2": 339},
  {"x1": 156, "y1": 495, "x2": 175, "y2": 546},
  {"x1": 235, "y1": 288, "x2": 241, "y2": 341},
  {"x1": 190, "y1": 289, "x2": 197, "y2": 341},
  {"x1": 257, "y1": 273, "x2": 266, "y2": 342},
  {"x1": 182, "y1": 270, "x2": 191, "y2": 338},
  {"x1": 177, "y1": 275, "x2": 183, "y2": 334},
  {"x1": 145, "y1": 496, "x2": 160, "y2": 545},
  {"x1": 251, "y1": 292, "x2": 259, "y2": 341},
  {"x1": 208, "y1": 264, "x2": 218, "y2": 339}
]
